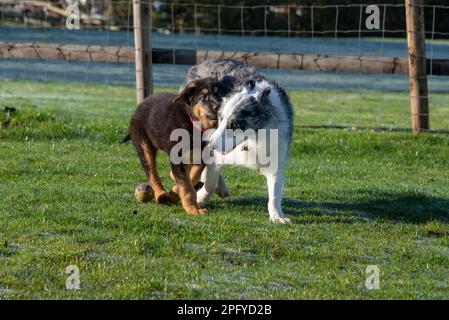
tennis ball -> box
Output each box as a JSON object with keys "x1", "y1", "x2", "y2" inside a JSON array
[{"x1": 135, "y1": 184, "x2": 154, "y2": 203}]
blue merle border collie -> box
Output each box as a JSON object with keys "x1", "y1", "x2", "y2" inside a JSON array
[{"x1": 183, "y1": 59, "x2": 294, "y2": 224}]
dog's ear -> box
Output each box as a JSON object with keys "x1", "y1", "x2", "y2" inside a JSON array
[
  {"x1": 174, "y1": 81, "x2": 197, "y2": 105},
  {"x1": 220, "y1": 76, "x2": 236, "y2": 95},
  {"x1": 257, "y1": 87, "x2": 271, "y2": 101}
]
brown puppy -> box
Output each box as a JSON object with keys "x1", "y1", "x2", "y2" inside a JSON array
[{"x1": 129, "y1": 78, "x2": 229, "y2": 215}]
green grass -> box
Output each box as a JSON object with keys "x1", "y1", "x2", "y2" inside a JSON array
[{"x1": 1, "y1": 80, "x2": 449, "y2": 299}]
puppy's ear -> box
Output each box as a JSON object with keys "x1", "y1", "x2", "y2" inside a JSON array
[
  {"x1": 257, "y1": 87, "x2": 271, "y2": 101},
  {"x1": 220, "y1": 76, "x2": 236, "y2": 95},
  {"x1": 174, "y1": 81, "x2": 197, "y2": 105}
]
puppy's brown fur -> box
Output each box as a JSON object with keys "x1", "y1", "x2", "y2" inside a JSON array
[{"x1": 129, "y1": 78, "x2": 228, "y2": 215}]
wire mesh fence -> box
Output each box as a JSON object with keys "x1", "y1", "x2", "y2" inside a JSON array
[{"x1": 0, "y1": 0, "x2": 448, "y2": 131}]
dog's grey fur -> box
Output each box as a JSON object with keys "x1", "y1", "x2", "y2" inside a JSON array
[
  {"x1": 183, "y1": 58, "x2": 262, "y2": 89},
  {"x1": 185, "y1": 59, "x2": 294, "y2": 223},
  {"x1": 184, "y1": 59, "x2": 293, "y2": 144}
]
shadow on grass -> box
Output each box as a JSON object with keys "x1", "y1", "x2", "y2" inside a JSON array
[{"x1": 223, "y1": 190, "x2": 449, "y2": 224}]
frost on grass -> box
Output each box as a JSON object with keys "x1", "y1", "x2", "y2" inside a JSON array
[
  {"x1": 184, "y1": 243, "x2": 258, "y2": 266},
  {"x1": 202, "y1": 271, "x2": 296, "y2": 298},
  {"x1": 0, "y1": 242, "x2": 25, "y2": 257},
  {"x1": 0, "y1": 287, "x2": 13, "y2": 298}
]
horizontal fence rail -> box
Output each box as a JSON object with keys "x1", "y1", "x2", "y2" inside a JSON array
[{"x1": 1, "y1": 42, "x2": 449, "y2": 76}]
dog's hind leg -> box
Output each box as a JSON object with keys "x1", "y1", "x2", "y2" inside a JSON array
[
  {"x1": 169, "y1": 164, "x2": 204, "y2": 196},
  {"x1": 189, "y1": 164, "x2": 206, "y2": 187},
  {"x1": 131, "y1": 129, "x2": 177, "y2": 205}
]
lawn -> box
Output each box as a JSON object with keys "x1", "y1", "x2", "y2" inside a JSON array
[{"x1": 0, "y1": 80, "x2": 449, "y2": 299}]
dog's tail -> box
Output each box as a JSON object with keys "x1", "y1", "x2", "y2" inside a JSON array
[{"x1": 121, "y1": 133, "x2": 131, "y2": 144}]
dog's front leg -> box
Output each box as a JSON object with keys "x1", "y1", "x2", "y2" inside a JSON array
[
  {"x1": 265, "y1": 170, "x2": 291, "y2": 224},
  {"x1": 172, "y1": 164, "x2": 207, "y2": 215},
  {"x1": 197, "y1": 163, "x2": 222, "y2": 207}
]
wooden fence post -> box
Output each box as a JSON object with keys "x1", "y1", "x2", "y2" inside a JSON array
[
  {"x1": 133, "y1": 0, "x2": 153, "y2": 104},
  {"x1": 405, "y1": 0, "x2": 430, "y2": 132}
]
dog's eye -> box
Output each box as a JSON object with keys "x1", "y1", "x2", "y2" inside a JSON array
[
  {"x1": 245, "y1": 80, "x2": 256, "y2": 90},
  {"x1": 231, "y1": 122, "x2": 243, "y2": 130},
  {"x1": 241, "y1": 110, "x2": 251, "y2": 117},
  {"x1": 200, "y1": 95, "x2": 208, "y2": 102}
]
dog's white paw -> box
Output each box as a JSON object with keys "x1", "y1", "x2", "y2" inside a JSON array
[
  {"x1": 197, "y1": 198, "x2": 207, "y2": 207},
  {"x1": 270, "y1": 217, "x2": 292, "y2": 225},
  {"x1": 197, "y1": 191, "x2": 209, "y2": 207}
]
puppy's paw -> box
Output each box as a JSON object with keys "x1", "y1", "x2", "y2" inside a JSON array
[
  {"x1": 156, "y1": 192, "x2": 179, "y2": 205},
  {"x1": 270, "y1": 217, "x2": 292, "y2": 225},
  {"x1": 187, "y1": 208, "x2": 208, "y2": 216},
  {"x1": 168, "y1": 191, "x2": 180, "y2": 204}
]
